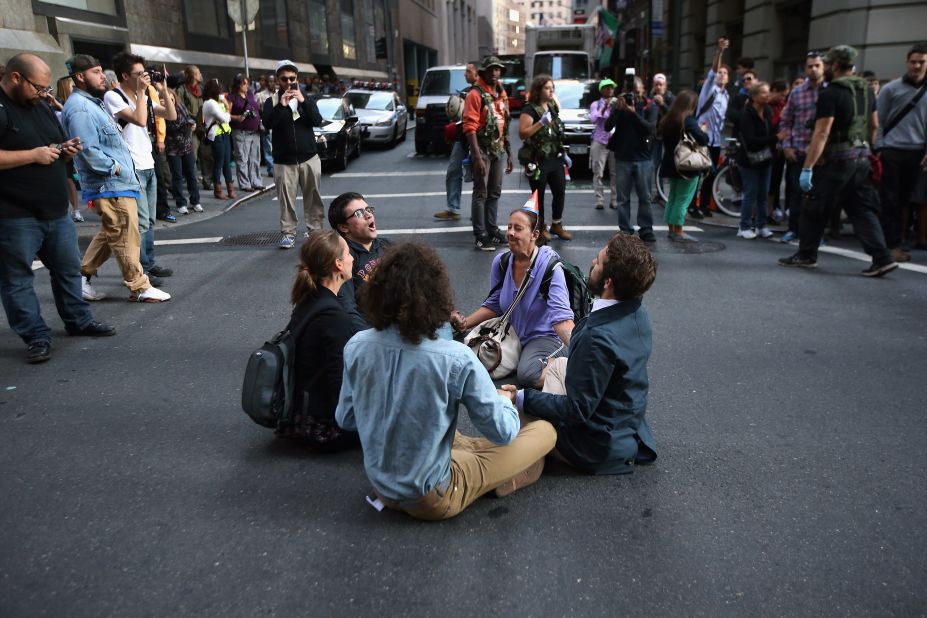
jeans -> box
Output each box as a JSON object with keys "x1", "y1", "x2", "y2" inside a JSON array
[
  {"x1": 471, "y1": 151, "x2": 505, "y2": 238},
  {"x1": 529, "y1": 157, "x2": 567, "y2": 227},
  {"x1": 0, "y1": 214, "x2": 93, "y2": 344},
  {"x1": 739, "y1": 164, "x2": 772, "y2": 231},
  {"x1": 136, "y1": 168, "x2": 157, "y2": 271},
  {"x1": 261, "y1": 130, "x2": 273, "y2": 174},
  {"x1": 152, "y1": 145, "x2": 172, "y2": 218},
  {"x1": 615, "y1": 159, "x2": 654, "y2": 234},
  {"x1": 879, "y1": 148, "x2": 922, "y2": 249},
  {"x1": 211, "y1": 133, "x2": 233, "y2": 186},
  {"x1": 445, "y1": 141, "x2": 466, "y2": 213},
  {"x1": 784, "y1": 158, "x2": 804, "y2": 234},
  {"x1": 797, "y1": 158, "x2": 891, "y2": 264},
  {"x1": 167, "y1": 151, "x2": 201, "y2": 207}
]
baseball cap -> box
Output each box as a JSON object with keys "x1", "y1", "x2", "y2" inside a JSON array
[
  {"x1": 653, "y1": 73, "x2": 667, "y2": 83},
  {"x1": 598, "y1": 78, "x2": 618, "y2": 90},
  {"x1": 275, "y1": 59, "x2": 299, "y2": 75},
  {"x1": 479, "y1": 56, "x2": 507, "y2": 74},
  {"x1": 824, "y1": 45, "x2": 858, "y2": 66},
  {"x1": 65, "y1": 54, "x2": 101, "y2": 76}
]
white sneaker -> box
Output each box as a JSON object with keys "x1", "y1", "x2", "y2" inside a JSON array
[
  {"x1": 737, "y1": 229, "x2": 757, "y2": 240},
  {"x1": 130, "y1": 287, "x2": 171, "y2": 302},
  {"x1": 177, "y1": 206, "x2": 189, "y2": 215},
  {"x1": 72, "y1": 210, "x2": 84, "y2": 222},
  {"x1": 757, "y1": 227, "x2": 774, "y2": 239},
  {"x1": 191, "y1": 204, "x2": 203, "y2": 212},
  {"x1": 279, "y1": 234, "x2": 296, "y2": 249},
  {"x1": 81, "y1": 277, "x2": 106, "y2": 301}
]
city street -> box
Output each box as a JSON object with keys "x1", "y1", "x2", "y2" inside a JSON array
[{"x1": 2, "y1": 125, "x2": 926, "y2": 616}]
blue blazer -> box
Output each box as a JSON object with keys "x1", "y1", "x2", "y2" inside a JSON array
[{"x1": 524, "y1": 298, "x2": 657, "y2": 474}]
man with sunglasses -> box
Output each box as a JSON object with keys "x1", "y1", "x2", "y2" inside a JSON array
[
  {"x1": 0, "y1": 53, "x2": 116, "y2": 364},
  {"x1": 262, "y1": 60, "x2": 323, "y2": 249}
]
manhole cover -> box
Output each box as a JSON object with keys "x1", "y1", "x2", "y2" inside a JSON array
[
  {"x1": 655, "y1": 240, "x2": 726, "y2": 254},
  {"x1": 220, "y1": 231, "x2": 289, "y2": 247}
]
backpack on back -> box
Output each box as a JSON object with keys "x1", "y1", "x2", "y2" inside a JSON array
[{"x1": 496, "y1": 251, "x2": 591, "y2": 322}]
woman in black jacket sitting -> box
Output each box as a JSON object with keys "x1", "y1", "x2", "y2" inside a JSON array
[
  {"x1": 736, "y1": 82, "x2": 777, "y2": 239},
  {"x1": 659, "y1": 90, "x2": 709, "y2": 241},
  {"x1": 276, "y1": 229, "x2": 360, "y2": 451}
]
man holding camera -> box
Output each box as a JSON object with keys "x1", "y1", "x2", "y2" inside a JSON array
[
  {"x1": 262, "y1": 60, "x2": 323, "y2": 249},
  {"x1": 104, "y1": 52, "x2": 177, "y2": 284},
  {"x1": 604, "y1": 73, "x2": 658, "y2": 243}
]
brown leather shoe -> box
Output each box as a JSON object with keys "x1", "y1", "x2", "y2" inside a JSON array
[
  {"x1": 539, "y1": 226, "x2": 552, "y2": 243},
  {"x1": 891, "y1": 247, "x2": 911, "y2": 263},
  {"x1": 494, "y1": 459, "x2": 545, "y2": 497},
  {"x1": 550, "y1": 222, "x2": 573, "y2": 240},
  {"x1": 226, "y1": 183, "x2": 237, "y2": 199},
  {"x1": 213, "y1": 187, "x2": 225, "y2": 199}
]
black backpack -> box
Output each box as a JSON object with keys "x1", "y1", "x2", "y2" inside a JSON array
[
  {"x1": 241, "y1": 305, "x2": 321, "y2": 428},
  {"x1": 496, "y1": 252, "x2": 592, "y2": 322}
]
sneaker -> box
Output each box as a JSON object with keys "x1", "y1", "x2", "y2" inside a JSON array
[
  {"x1": 757, "y1": 227, "x2": 775, "y2": 239},
  {"x1": 772, "y1": 208, "x2": 785, "y2": 222},
  {"x1": 609, "y1": 202, "x2": 618, "y2": 210},
  {"x1": 494, "y1": 459, "x2": 545, "y2": 497},
  {"x1": 778, "y1": 254, "x2": 817, "y2": 269},
  {"x1": 279, "y1": 234, "x2": 296, "y2": 249},
  {"x1": 148, "y1": 265, "x2": 173, "y2": 278},
  {"x1": 737, "y1": 229, "x2": 757, "y2": 240},
  {"x1": 595, "y1": 203, "x2": 604, "y2": 210},
  {"x1": 489, "y1": 230, "x2": 507, "y2": 244},
  {"x1": 158, "y1": 213, "x2": 177, "y2": 223},
  {"x1": 72, "y1": 210, "x2": 84, "y2": 222},
  {"x1": 861, "y1": 261, "x2": 899, "y2": 278},
  {"x1": 780, "y1": 231, "x2": 798, "y2": 243},
  {"x1": 177, "y1": 206, "x2": 189, "y2": 215},
  {"x1": 65, "y1": 320, "x2": 116, "y2": 337},
  {"x1": 26, "y1": 340, "x2": 51, "y2": 364},
  {"x1": 549, "y1": 222, "x2": 573, "y2": 240},
  {"x1": 688, "y1": 208, "x2": 704, "y2": 220},
  {"x1": 129, "y1": 286, "x2": 171, "y2": 302},
  {"x1": 669, "y1": 233, "x2": 698, "y2": 242},
  {"x1": 474, "y1": 236, "x2": 496, "y2": 251},
  {"x1": 191, "y1": 204, "x2": 204, "y2": 213},
  {"x1": 639, "y1": 231, "x2": 658, "y2": 243},
  {"x1": 433, "y1": 210, "x2": 461, "y2": 221},
  {"x1": 701, "y1": 208, "x2": 713, "y2": 218},
  {"x1": 82, "y1": 277, "x2": 106, "y2": 301}
]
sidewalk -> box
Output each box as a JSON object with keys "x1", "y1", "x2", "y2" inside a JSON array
[{"x1": 73, "y1": 184, "x2": 274, "y2": 241}]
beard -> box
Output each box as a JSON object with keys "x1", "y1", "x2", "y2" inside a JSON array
[
  {"x1": 588, "y1": 266, "x2": 604, "y2": 298},
  {"x1": 85, "y1": 83, "x2": 107, "y2": 98}
]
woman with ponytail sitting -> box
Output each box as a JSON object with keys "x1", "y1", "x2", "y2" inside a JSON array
[{"x1": 276, "y1": 229, "x2": 360, "y2": 451}]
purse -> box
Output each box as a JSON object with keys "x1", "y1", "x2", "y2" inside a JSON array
[
  {"x1": 745, "y1": 146, "x2": 774, "y2": 166},
  {"x1": 464, "y1": 249, "x2": 538, "y2": 379},
  {"x1": 674, "y1": 131, "x2": 711, "y2": 176}
]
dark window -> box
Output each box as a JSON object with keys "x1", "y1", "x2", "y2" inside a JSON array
[
  {"x1": 185, "y1": 0, "x2": 230, "y2": 37},
  {"x1": 260, "y1": 0, "x2": 290, "y2": 54},
  {"x1": 341, "y1": 0, "x2": 357, "y2": 60},
  {"x1": 308, "y1": 0, "x2": 330, "y2": 55}
]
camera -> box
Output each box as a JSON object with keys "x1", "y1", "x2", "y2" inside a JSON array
[
  {"x1": 622, "y1": 67, "x2": 636, "y2": 105},
  {"x1": 622, "y1": 92, "x2": 635, "y2": 105},
  {"x1": 243, "y1": 108, "x2": 255, "y2": 119},
  {"x1": 148, "y1": 70, "x2": 165, "y2": 83}
]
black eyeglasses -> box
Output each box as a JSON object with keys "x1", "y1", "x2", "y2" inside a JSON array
[
  {"x1": 19, "y1": 73, "x2": 52, "y2": 95},
  {"x1": 347, "y1": 206, "x2": 375, "y2": 219}
]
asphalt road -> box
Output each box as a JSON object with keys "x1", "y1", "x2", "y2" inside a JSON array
[{"x1": 2, "y1": 125, "x2": 927, "y2": 616}]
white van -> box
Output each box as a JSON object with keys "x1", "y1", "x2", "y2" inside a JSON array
[{"x1": 414, "y1": 65, "x2": 469, "y2": 155}]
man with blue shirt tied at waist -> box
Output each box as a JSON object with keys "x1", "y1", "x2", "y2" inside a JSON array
[
  {"x1": 689, "y1": 37, "x2": 732, "y2": 219},
  {"x1": 588, "y1": 78, "x2": 618, "y2": 210},
  {"x1": 60, "y1": 54, "x2": 170, "y2": 302},
  {"x1": 501, "y1": 233, "x2": 658, "y2": 475}
]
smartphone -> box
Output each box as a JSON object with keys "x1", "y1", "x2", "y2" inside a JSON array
[{"x1": 288, "y1": 83, "x2": 298, "y2": 91}]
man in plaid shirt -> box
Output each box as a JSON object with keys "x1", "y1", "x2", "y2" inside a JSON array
[{"x1": 777, "y1": 52, "x2": 826, "y2": 242}]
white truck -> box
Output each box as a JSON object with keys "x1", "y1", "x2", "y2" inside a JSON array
[{"x1": 524, "y1": 24, "x2": 596, "y2": 84}]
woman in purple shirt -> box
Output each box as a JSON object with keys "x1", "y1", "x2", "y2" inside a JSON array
[
  {"x1": 228, "y1": 73, "x2": 264, "y2": 192},
  {"x1": 452, "y1": 209, "x2": 574, "y2": 387}
]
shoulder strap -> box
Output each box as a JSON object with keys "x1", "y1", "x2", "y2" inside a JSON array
[
  {"x1": 487, "y1": 251, "x2": 512, "y2": 298},
  {"x1": 884, "y1": 82, "x2": 927, "y2": 137},
  {"x1": 538, "y1": 258, "x2": 562, "y2": 299},
  {"x1": 697, "y1": 91, "x2": 716, "y2": 119}
]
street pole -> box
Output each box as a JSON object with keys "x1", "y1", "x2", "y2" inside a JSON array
[{"x1": 240, "y1": 0, "x2": 250, "y2": 78}]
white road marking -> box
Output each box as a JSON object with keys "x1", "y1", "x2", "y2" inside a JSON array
[
  {"x1": 275, "y1": 189, "x2": 597, "y2": 201},
  {"x1": 155, "y1": 237, "x2": 224, "y2": 246},
  {"x1": 377, "y1": 225, "x2": 703, "y2": 235},
  {"x1": 814, "y1": 243, "x2": 927, "y2": 274},
  {"x1": 329, "y1": 171, "x2": 448, "y2": 178}
]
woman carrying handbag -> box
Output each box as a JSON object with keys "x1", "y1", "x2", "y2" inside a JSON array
[
  {"x1": 659, "y1": 90, "x2": 709, "y2": 241},
  {"x1": 736, "y1": 81, "x2": 778, "y2": 239}
]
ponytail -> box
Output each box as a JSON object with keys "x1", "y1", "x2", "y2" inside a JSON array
[{"x1": 290, "y1": 230, "x2": 344, "y2": 305}]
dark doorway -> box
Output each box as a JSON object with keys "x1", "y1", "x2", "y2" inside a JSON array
[{"x1": 70, "y1": 41, "x2": 126, "y2": 71}]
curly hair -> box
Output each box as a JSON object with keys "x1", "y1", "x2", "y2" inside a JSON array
[
  {"x1": 602, "y1": 233, "x2": 657, "y2": 301},
  {"x1": 527, "y1": 74, "x2": 553, "y2": 104},
  {"x1": 358, "y1": 243, "x2": 454, "y2": 344}
]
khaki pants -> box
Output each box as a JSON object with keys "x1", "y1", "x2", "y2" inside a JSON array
[
  {"x1": 393, "y1": 421, "x2": 557, "y2": 521},
  {"x1": 80, "y1": 196, "x2": 150, "y2": 292},
  {"x1": 275, "y1": 155, "x2": 323, "y2": 234},
  {"x1": 542, "y1": 357, "x2": 569, "y2": 395}
]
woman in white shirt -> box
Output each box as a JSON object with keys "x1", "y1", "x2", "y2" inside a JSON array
[{"x1": 201, "y1": 79, "x2": 234, "y2": 199}]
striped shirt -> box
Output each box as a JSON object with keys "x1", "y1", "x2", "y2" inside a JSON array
[{"x1": 779, "y1": 79, "x2": 822, "y2": 154}]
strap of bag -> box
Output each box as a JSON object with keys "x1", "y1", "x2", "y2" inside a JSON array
[
  {"x1": 697, "y1": 91, "x2": 716, "y2": 120},
  {"x1": 883, "y1": 82, "x2": 927, "y2": 137},
  {"x1": 497, "y1": 248, "x2": 539, "y2": 326}
]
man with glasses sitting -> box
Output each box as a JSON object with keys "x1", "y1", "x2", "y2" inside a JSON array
[{"x1": 261, "y1": 60, "x2": 323, "y2": 249}]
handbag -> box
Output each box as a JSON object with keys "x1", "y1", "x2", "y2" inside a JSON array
[
  {"x1": 464, "y1": 249, "x2": 538, "y2": 379},
  {"x1": 674, "y1": 131, "x2": 711, "y2": 176},
  {"x1": 745, "y1": 146, "x2": 774, "y2": 166}
]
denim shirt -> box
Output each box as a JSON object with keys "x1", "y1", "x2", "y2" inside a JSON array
[
  {"x1": 335, "y1": 326, "x2": 520, "y2": 502},
  {"x1": 61, "y1": 89, "x2": 140, "y2": 200},
  {"x1": 696, "y1": 70, "x2": 731, "y2": 148}
]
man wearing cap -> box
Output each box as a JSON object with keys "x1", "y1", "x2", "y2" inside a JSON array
[
  {"x1": 60, "y1": 53, "x2": 171, "y2": 302},
  {"x1": 649, "y1": 73, "x2": 674, "y2": 192},
  {"x1": 779, "y1": 45, "x2": 897, "y2": 277},
  {"x1": 262, "y1": 60, "x2": 324, "y2": 249},
  {"x1": 588, "y1": 78, "x2": 618, "y2": 210},
  {"x1": 0, "y1": 53, "x2": 116, "y2": 364},
  {"x1": 463, "y1": 56, "x2": 512, "y2": 251}
]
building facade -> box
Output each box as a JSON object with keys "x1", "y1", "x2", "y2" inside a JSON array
[
  {"x1": 476, "y1": 0, "x2": 527, "y2": 57},
  {"x1": 518, "y1": 0, "x2": 572, "y2": 26}
]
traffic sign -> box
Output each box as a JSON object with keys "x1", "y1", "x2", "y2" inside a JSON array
[{"x1": 227, "y1": 0, "x2": 259, "y2": 25}]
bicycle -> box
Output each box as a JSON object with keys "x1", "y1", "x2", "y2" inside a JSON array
[{"x1": 711, "y1": 137, "x2": 744, "y2": 217}]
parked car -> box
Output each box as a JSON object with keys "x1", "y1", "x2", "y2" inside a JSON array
[
  {"x1": 414, "y1": 65, "x2": 470, "y2": 155},
  {"x1": 345, "y1": 89, "x2": 409, "y2": 147},
  {"x1": 553, "y1": 79, "x2": 597, "y2": 168},
  {"x1": 313, "y1": 95, "x2": 364, "y2": 170}
]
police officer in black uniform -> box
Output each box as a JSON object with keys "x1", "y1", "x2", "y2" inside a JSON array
[{"x1": 779, "y1": 45, "x2": 898, "y2": 277}]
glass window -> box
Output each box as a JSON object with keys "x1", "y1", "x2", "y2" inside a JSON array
[
  {"x1": 307, "y1": 0, "x2": 330, "y2": 54},
  {"x1": 364, "y1": 0, "x2": 377, "y2": 63},
  {"x1": 552, "y1": 81, "x2": 594, "y2": 109},
  {"x1": 261, "y1": 0, "x2": 290, "y2": 47},
  {"x1": 317, "y1": 97, "x2": 353, "y2": 120},
  {"x1": 40, "y1": 0, "x2": 117, "y2": 14},
  {"x1": 346, "y1": 91, "x2": 393, "y2": 110},
  {"x1": 419, "y1": 69, "x2": 469, "y2": 96},
  {"x1": 341, "y1": 0, "x2": 357, "y2": 60},
  {"x1": 184, "y1": 0, "x2": 230, "y2": 37}
]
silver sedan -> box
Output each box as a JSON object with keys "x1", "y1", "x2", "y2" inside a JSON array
[{"x1": 345, "y1": 89, "x2": 409, "y2": 147}]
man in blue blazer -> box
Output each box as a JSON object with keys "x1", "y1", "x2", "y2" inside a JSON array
[{"x1": 502, "y1": 233, "x2": 658, "y2": 475}]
